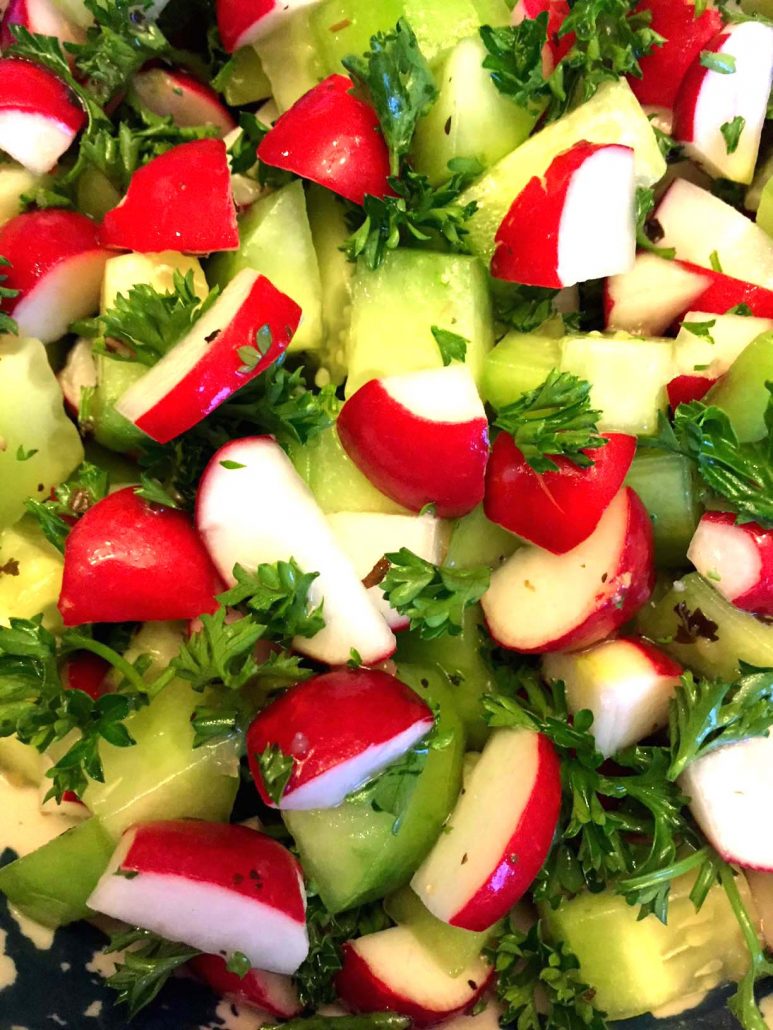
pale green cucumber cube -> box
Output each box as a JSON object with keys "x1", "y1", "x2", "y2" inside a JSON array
[
  {"x1": 482, "y1": 330, "x2": 563, "y2": 409},
  {"x1": 444, "y1": 505, "x2": 522, "y2": 571},
  {"x1": 625, "y1": 452, "x2": 700, "y2": 568},
  {"x1": 471, "y1": 0, "x2": 512, "y2": 23},
  {"x1": 307, "y1": 185, "x2": 354, "y2": 382},
  {"x1": 757, "y1": 174, "x2": 773, "y2": 236},
  {"x1": 91, "y1": 353, "x2": 147, "y2": 454},
  {"x1": 385, "y1": 885, "x2": 491, "y2": 976},
  {"x1": 220, "y1": 46, "x2": 272, "y2": 106},
  {"x1": 254, "y1": 10, "x2": 324, "y2": 113},
  {"x1": 0, "y1": 516, "x2": 64, "y2": 629},
  {"x1": 0, "y1": 165, "x2": 41, "y2": 227},
  {"x1": 706, "y1": 331, "x2": 773, "y2": 442}
]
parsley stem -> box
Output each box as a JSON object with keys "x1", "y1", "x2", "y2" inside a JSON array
[
  {"x1": 64, "y1": 633, "x2": 149, "y2": 695},
  {"x1": 618, "y1": 847, "x2": 710, "y2": 894}
]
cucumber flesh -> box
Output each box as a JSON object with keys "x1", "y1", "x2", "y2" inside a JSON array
[
  {"x1": 91, "y1": 354, "x2": 148, "y2": 454},
  {"x1": 444, "y1": 505, "x2": 522, "y2": 571},
  {"x1": 254, "y1": 9, "x2": 324, "y2": 113},
  {"x1": 385, "y1": 885, "x2": 492, "y2": 976},
  {"x1": 220, "y1": 45, "x2": 272, "y2": 106},
  {"x1": 0, "y1": 165, "x2": 41, "y2": 228},
  {"x1": 706, "y1": 331, "x2": 773, "y2": 443},
  {"x1": 625, "y1": 452, "x2": 700, "y2": 568},
  {"x1": 481, "y1": 330, "x2": 563, "y2": 410},
  {"x1": 307, "y1": 184, "x2": 354, "y2": 383},
  {"x1": 0, "y1": 516, "x2": 64, "y2": 629}
]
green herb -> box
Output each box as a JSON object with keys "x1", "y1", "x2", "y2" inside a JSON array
[
  {"x1": 15, "y1": 446, "x2": 38, "y2": 462},
  {"x1": 721, "y1": 115, "x2": 746, "y2": 154},
  {"x1": 727, "y1": 302, "x2": 753, "y2": 316},
  {"x1": 719, "y1": 862, "x2": 773, "y2": 1030},
  {"x1": 256, "y1": 743, "x2": 295, "y2": 805},
  {"x1": 681, "y1": 318, "x2": 716, "y2": 343},
  {"x1": 431, "y1": 326, "x2": 468, "y2": 366},
  {"x1": 273, "y1": 1017, "x2": 411, "y2": 1030},
  {"x1": 709, "y1": 249, "x2": 723, "y2": 272},
  {"x1": 25, "y1": 461, "x2": 110, "y2": 552},
  {"x1": 494, "y1": 370, "x2": 607, "y2": 473},
  {"x1": 218, "y1": 560, "x2": 325, "y2": 644},
  {"x1": 0, "y1": 257, "x2": 19, "y2": 335},
  {"x1": 237, "y1": 325, "x2": 273, "y2": 374},
  {"x1": 493, "y1": 282, "x2": 562, "y2": 333},
  {"x1": 225, "y1": 952, "x2": 251, "y2": 978},
  {"x1": 219, "y1": 460, "x2": 246, "y2": 470},
  {"x1": 228, "y1": 112, "x2": 295, "y2": 188},
  {"x1": 635, "y1": 187, "x2": 677, "y2": 259},
  {"x1": 104, "y1": 927, "x2": 200, "y2": 1019},
  {"x1": 381, "y1": 549, "x2": 490, "y2": 639},
  {"x1": 347, "y1": 746, "x2": 429, "y2": 832},
  {"x1": 479, "y1": 16, "x2": 549, "y2": 114},
  {"x1": 133, "y1": 475, "x2": 181, "y2": 510},
  {"x1": 700, "y1": 50, "x2": 736, "y2": 74},
  {"x1": 343, "y1": 18, "x2": 437, "y2": 176}
]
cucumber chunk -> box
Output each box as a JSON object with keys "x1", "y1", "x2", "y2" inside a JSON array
[
  {"x1": 636, "y1": 573, "x2": 773, "y2": 679},
  {"x1": 283, "y1": 663, "x2": 464, "y2": 913},
  {"x1": 460, "y1": 79, "x2": 666, "y2": 261},
  {"x1": 0, "y1": 818, "x2": 114, "y2": 928},
  {"x1": 254, "y1": 10, "x2": 324, "y2": 113},
  {"x1": 706, "y1": 331, "x2": 773, "y2": 443},
  {"x1": 481, "y1": 330, "x2": 563, "y2": 410},
  {"x1": 0, "y1": 165, "x2": 41, "y2": 227},
  {"x1": 209, "y1": 181, "x2": 323, "y2": 355},
  {"x1": 541, "y1": 874, "x2": 753, "y2": 1020},
  {"x1": 219, "y1": 46, "x2": 272, "y2": 106},
  {"x1": 0, "y1": 516, "x2": 64, "y2": 628},
  {"x1": 307, "y1": 185, "x2": 354, "y2": 383},
  {"x1": 625, "y1": 452, "x2": 700, "y2": 568},
  {"x1": 346, "y1": 250, "x2": 494, "y2": 396},
  {"x1": 91, "y1": 354, "x2": 147, "y2": 454},
  {"x1": 470, "y1": 0, "x2": 511, "y2": 23},
  {"x1": 385, "y1": 885, "x2": 491, "y2": 976},
  {"x1": 102, "y1": 251, "x2": 208, "y2": 311},
  {"x1": 0, "y1": 738, "x2": 45, "y2": 786},
  {"x1": 0, "y1": 337, "x2": 84, "y2": 531},
  {"x1": 445, "y1": 505, "x2": 521, "y2": 571}
]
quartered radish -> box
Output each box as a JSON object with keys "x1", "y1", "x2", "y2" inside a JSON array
[
  {"x1": 0, "y1": 0, "x2": 84, "y2": 49},
  {"x1": 216, "y1": 0, "x2": 322, "y2": 51},
  {"x1": 190, "y1": 954, "x2": 302, "y2": 1019},
  {"x1": 337, "y1": 366, "x2": 489, "y2": 518},
  {"x1": 481, "y1": 487, "x2": 655, "y2": 653},
  {"x1": 196, "y1": 437, "x2": 396, "y2": 666},
  {"x1": 687, "y1": 511, "x2": 773, "y2": 618},
  {"x1": 130, "y1": 68, "x2": 236, "y2": 136},
  {"x1": 246, "y1": 668, "x2": 435, "y2": 810},
  {"x1": 412, "y1": 728, "x2": 560, "y2": 931},
  {"x1": 87, "y1": 820, "x2": 309, "y2": 974},
  {"x1": 542, "y1": 637, "x2": 683, "y2": 757}
]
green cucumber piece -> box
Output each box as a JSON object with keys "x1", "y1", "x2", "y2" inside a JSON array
[
  {"x1": 445, "y1": 505, "x2": 521, "y2": 571},
  {"x1": 0, "y1": 337, "x2": 84, "y2": 531},
  {"x1": 385, "y1": 885, "x2": 491, "y2": 976},
  {"x1": 625, "y1": 452, "x2": 700, "y2": 568},
  {"x1": 0, "y1": 516, "x2": 64, "y2": 628},
  {"x1": 0, "y1": 165, "x2": 41, "y2": 227},
  {"x1": 481, "y1": 330, "x2": 563, "y2": 409},
  {"x1": 460, "y1": 79, "x2": 666, "y2": 261},
  {"x1": 346, "y1": 250, "x2": 494, "y2": 396},
  {"x1": 0, "y1": 818, "x2": 114, "y2": 928},
  {"x1": 541, "y1": 874, "x2": 753, "y2": 1020},
  {"x1": 220, "y1": 46, "x2": 272, "y2": 105},
  {"x1": 76, "y1": 166, "x2": 122, "y2": 221},
  {"x1": 254, "y1": 10, "x2": 323, "y2": 112},
  {"x1": 283, "y1": 663, "x2": 464, "y2": 913},
  {"x1": 757, "y1": 174, "x2": 773, "y2": 236},
  {"x1": 91, "y1": 354, "x2": 147, "y2": 454},
  {"x1": 636, "y1": 572, "x2": 773, "y2": 679},
  {"x1": 471, "y1": 0, "x2": 512, "y2": 23},
  {"x1": 413, "y1": 36, "x2": 536, "y2": 185},
  {"x1": 705, "y1": 331, "x2": 773, "y2": 442},
  {"x1": 208, "y1": 180, "x2": 323, "y2": 355},
  {"x1": 307, "y1": 185, "x2": 354, "y2": 382}
]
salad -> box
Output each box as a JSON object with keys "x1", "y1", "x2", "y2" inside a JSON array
[{"x1": 1, "y1": 0, "x2": 773, "y2": 1027}]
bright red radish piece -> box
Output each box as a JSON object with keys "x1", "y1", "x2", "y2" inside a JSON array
[
  {"x1": 673, "y1": 22, "x2": 773, "y2": 184},
  {"x1": 190, "y1": 955, "x2": 302, "y2": 1019},
  {"x1": 484, "y1": 432, "x2": 636, "y2": 555},
  {"x1": 63, "y1": 652, "x2": 111, "y2": 700},
  {"x1": 326, "y1": 512, "x2": 444, "y2": 631},
  {"x1": 542, "y1": 637, "x2": 683, "y2": 757},
  {"x1": 99, "y1": 139, "x2": 239, "y2": 254},
  {"x1": 114, "y1": 270, "x2": 299, "y2": 444},
  {"x1": 412, "y1": 728, "x2": 560, "y2": 931},
  {"x1": 257, "y1": 75, "x2": 392, "y2": 206},
  {"x1": 337, "y1": 366, "x2": 489, "y2": 519},
  {"x1": 131, "y1": 68, "x2": 236, "y2": 136},
  {"x1": 681, "y1": 735, "x2": 773, "y2": 870},
  {"x1": 196, "y1": 437, "x2": 396, "y2": 667},
  {"x1": 0, "y1": 0, "x2": 84, "y2": 50},
  {"x1": 58, "y1": 338, "x2": 96, "y2": 415},
  {"x1": 687, "y1": 511, "x2": 773, "y2": 618},
  {"x1": 0, "y1": 58, "x2": 85, "y2": 174},
  {"x1": 605, "y1": 252, "x2": 773, "y2": 335},
  {"x1": 247, "y1": 668, "x2": 434, "y2": 810},
  {"x1": 627, "y1": 0, "x2": 723, "y2": 109},
  {"x1": 666, "y1": 375, "x2": 716, "y2": 411},
  {"x1": 511, "y1": 0, "x2": 572, "y2": 72},
  {"x1": 336, "y1": 925, "x2": 492, "y2": 1026},
  {"x1": 58, "y1": 487, "x2": 224, "y2": 626},
  {"x1": 216, "y1": 0, "x2": 322, "y2": 51},
  {"x1": 482, "y1": 487, "x2": 655, "y2": 654},
  {"x1": 491, "y1": 141, "x2": 636, "y2": 289},
  {"x1": 0, "y1": 209, "x2": 108, "y2": 343},
  {"x1": 87, "y1": 820, "x2": 308, "y2": 974}
]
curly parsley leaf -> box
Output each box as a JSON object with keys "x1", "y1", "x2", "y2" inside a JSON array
[
  {"x1": 719, "y1": 863, "x2": 773, "y2": 1030},
  {"x1": 217, "y1": 560, "x2": 325, "y2": 644},
  {"x1": 721, "y1": 114, "x2": 746, "y2": 154},
  {"x1": 492, "y1": 282, "x2": 563, "y2": 334},
  {"x1": 104, "y1": 928, "x2": 200, "y2": 1019},
  {"x1": 479, "y1": 16, "x2": 551, "y2": 114},
  {"x1": 493, "y1": 370, "x2": 607, "y2": 473},
  {"x1": 256, "y1": 743, "x2": 295, "y2": 804},
  {"x1": 276, "y1": 1017, "x2": 411, "y2": 1030},
  {"x1": 700, "y1": 50, "x2": 736, "y2": 75},
  {"x1": 431, "y1": 326, "x2": 468, "y2": 366},
  {"x1": 635, "y1": 187, "x2": 677, "y2": 259},
  {"x1": 0, "y1": 257, "x2": 19, "y2": 335},
  {"x1": 25, "y1": 461, "x2": 110, "y2": 553}
]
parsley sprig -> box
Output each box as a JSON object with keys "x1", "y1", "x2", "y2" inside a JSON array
[
  {"x1": 25, "y1": 461, "x2": 110, "y2": 553},
  {"x1": 0, "y1": 257, "x2": 19, "y2": 336}
]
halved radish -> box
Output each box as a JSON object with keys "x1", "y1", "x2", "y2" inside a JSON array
[
  {"x1": 190, "y1": 954, "x2": 302, "y2": 1019},
  {"x1": 130, "y1": 67, "x2": 236, "y2": 136},
  {"x1": 0, "y1": 58, "x2": 85, "y2": 174},
  {"x1": 87, "y1": 820, "x2": 309, "y2": 974},
  {"x1": 115, "y1": 270, "x2": 300, "y2": 443},
  {"x1": 666, "y1": 374, "x2": 716, "y2": 410},
  {"x1": 58, "y1": 487, "x2": 224, "y2": 626},
  {"x1": 0, "y1": 0, "x2": 84, "y2": 50},
  {"x1": 542, "y1": 637, "x2": 683, "y2": 757},
  {"x1": 336, "y1": 925, "x2": 492, "y2": 1027},
  {"x1": 58, "y1": 338, "x2": 96, "y2": 415},
  {"x1": 681, "y1": 736, "x2": 773, "y2": 870},
  {"x1": 481, "y1": 487, "x2": 655, "y2": 654},
  {"x1": 216, "y1": 0, "x2": 322, "y2": 51},
  {"x1": 326, "y1": 512, "x2": 445, "y2": 630},
  {"x1": 337, "y1": 366, "x2": 489, "y2": 519},
  {"x1": 673, "y1": 22, "x2": 773, "y2": 184},
  {"x1": 257, "y1": 75, "x2": 392, "y2": 205},
  {"x1": 100, "y1": 139, "x2": 239, "y2": 254},
  {"x1": 196, "y1": 437, "x2": 396, "y2": 667},
  {"x1": 687, "y1": 511, "x2": 773, "y2": 617},
  {"x1": 0, "y1": 209, "x2": 108, "y2": 343},
  {"x1": 484, "y1": 432, "x2": 637, "y2": 555},
  {"x1": 492, "y1": 142, "x2": 636, "y2": 289},
  {"x1": 246, "y1": 668, "x2": 435, "y2": 810},
  {"x1": 412, "y1": 728, "x2": 560, "y2": 932}
]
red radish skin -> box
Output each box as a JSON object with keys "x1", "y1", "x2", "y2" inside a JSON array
[
  {"x1": 131, "y1": 68, "x2": 236, "y2": 136},
  {"x1": 246, "y1": 669, "x2": 435, "y2": 810},
  {"x1": 482, "y1": 487, "x2": 655, "y2": 654},
  {"x1": 190, "y1": 955, "x2": 302, "y2": 1019},
  {"x1": 628, "y1": 0, "x2": 723, "y2": 109},
  {"x1": 337, "y1": 366, "x2": 489, "y2": 519},
  {"x1": 0, "y1": 210, "x2": 108, "y2": 343},
  {"x1": 257, "y1": 76, "x2": 393, "y2": 206},
  {"x1": 63, "y1": 653, "x2": 111, "y2": 700},
  {"x1": 58, "y1": 338, "x2": 97, "y2": 415},
  {"x1": 87, "y1": 821, "x2": 308, "y2": 974},
  {"x1": 484, "y1": 432, "x2": 637, "y2": 554},
  {"x1": 115, "y1": 270, "x2": 300, "y2": 444},
  {"x1": 412, "y1": 729, "x2": 560, "y2": 931},
  {"x1": 58, "y1": 487, "x2": 224, "y2": 626},
  {"x1": 687, "y1": 511, "x2": 773, "y2": 617},
  {"x1": 99, "y1": 139, "x2": 239, "y2": 254},
  {"x1": 0, "y1": 0, "x2": 83, "y2": 50},
  {"x1": 336, "y1": 926, "x2": 493, "y2": 1027},
  {"x1": 216, "y1": 0, "x2": 321, "y2": 51},
  {"x1": 0, "y1": 58, "x2": 85, "y2": 174},
  {"x1": 666, "y1": 374, "x2": 717, "y2": 411},
  {"x1": 492, "y1": 141, "x2": 636, "y2": 289}
]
